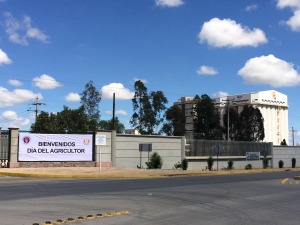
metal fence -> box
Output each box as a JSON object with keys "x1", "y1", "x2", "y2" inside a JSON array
[
  {"x1": 0, "y1": 130, "x2": 9, "y2": 160},
  {"x1": 186, "y1": 139, "x2": 272, "y2": 157}
]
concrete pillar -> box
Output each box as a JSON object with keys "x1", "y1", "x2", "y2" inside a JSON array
[
  {"x1": 8, "y1": 128, "x2": 19, "y2": 168},
  {"x1": 181, "y1": 136, "x2": 185, "y2": 160}
]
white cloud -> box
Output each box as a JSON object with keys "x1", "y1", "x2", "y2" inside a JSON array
[
  {"x1": 3, "y1": 12, "x2": 49, "y2": 45},
  {"x1": 116, "y1": 110, "x2": 128, "y2": 115},
  {"x1": 101, "y1": 83, "x2": 134, "y2": 100},
  {"x1": 197, "y1": 65, "x2": 218, "y2": 75},
  {"x1": 286, "y1": 10, "x2": 300, "y2": 31},
  {"x1": 155, "y1": 0, "x2": 184, "y2": 7},
  {"x1": 105, "y1": 110, "x2": 128, "y2": 116},
  {"x1": 238, "y1": 54, "x2": 300, "y2": 87},
  {"x1": 0, "y1": 87, "x2": 42, "y2": 107},
  {"x1": 277, "y1": 0, "x2": 300, "y2": 9},
  {"x1": 0, "y1": 49, "x2": 12, "y2": 65},
  {"x1": 245, "y1": 4, "x2": 258, "y2": 11},
  {"x1": 213, "y1": 91, "x2": 229, "y2": 98},
  {"x1": 277, "y1": 0, "x2": 300, "y2": 31},
  {"x1": 199, "y1": 18, "x2": 268, "y2": 48},
  {"x1": 8, "y1": 79, "x2": 22, "y2": 87},
  {"x1": 33, "y1": 74, "x2": 62, "y2": 89},
  {"x1": 1, "y1": 110, "x2": 30, "y2": 129},
  {"x1": 65, "y1": 92, "x2": 81, "y2": 102}
]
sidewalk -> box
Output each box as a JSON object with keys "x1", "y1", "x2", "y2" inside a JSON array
[{"x1": 0, "y1": 166, "x2": 298, "y2": 179}]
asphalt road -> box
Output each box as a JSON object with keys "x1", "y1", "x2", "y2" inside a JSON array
[{"x1": 0, "y1": 171, "x2": 299, "y2": 225}]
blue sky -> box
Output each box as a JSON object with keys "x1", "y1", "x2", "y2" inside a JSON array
[{"x1": 0, "y1": 0, "x2": 300, "y2": 144}]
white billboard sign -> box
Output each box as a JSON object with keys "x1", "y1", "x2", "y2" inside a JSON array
[
  {"x1": 246, "y1": 152, "x2": 260, "y2": 161},
  {"x1": 18, "y1": 133, "x2": 93, "y2": 161}
]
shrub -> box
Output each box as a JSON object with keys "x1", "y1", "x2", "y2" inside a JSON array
[
  {"x1": 278, "y1": 160, "x2": 284, "y2": 168},
  {"x1": 292, "y1": 158, "x2": 296, "y2": 168},
  {"x1": 263, "y1": 156, "x2": 269, "y2": 169},
  {"x1": 245, "y1": 164, "x2": 252, "y2": 170},
  {"x1": 174, "y1": 161, "x2": 182, "y2": 169},
  {"x1": 207, "y1": 156, "x2": 214, "y2": 171},
  {"x1": 227, "y1": 159, "x2": 234, "y2": 170},
  {"x1": 182, "y1": 158, "x2": 188, "y2": 170},
  {"x1": 146, "y1": 152, "x2": 163, "y2": 169}
]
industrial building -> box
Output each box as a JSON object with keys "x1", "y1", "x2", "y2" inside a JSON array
[{"x1": 174, "y1": 90, "x2": 288, "y2": 145}]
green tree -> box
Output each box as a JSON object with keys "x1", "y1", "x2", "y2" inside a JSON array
[
  {"x1": 236, "y1": 106, "x2": 265, "y2": 142},
  {"x1": 31, "y1": 111, "x2": 60, "y2": 133},
  {"x1": 222, "y1": 108, "x2": 239, "y2": 141},
  {"x1": 99, "y1": 117, "x2": 125, "y2": 133},
  {"x1": 130, "y1": 80, "x2": 168, "y2": 134},
  {"x1": 193, "y1": 94, "x2": 222, "y2": 140},
  {"x1": 31, "y1": 106, "x2": 90, "y2": 134},
  {"x1": 80, "y1": 80, "x2": 101, "y2": 130},
  {"x1": 162, "y1": 105, "x2": 185, "y2": 136},
  {"x1": 56, "y1": 106, "x2": 90, "y2": 133}
]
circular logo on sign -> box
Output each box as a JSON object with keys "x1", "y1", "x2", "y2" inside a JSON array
[
  {"x1": 83, "y1": 138, "x2": 90, "y2": 145},
  {"x1": 23, "y1": 136, "x2": 30, "y2": 144}
]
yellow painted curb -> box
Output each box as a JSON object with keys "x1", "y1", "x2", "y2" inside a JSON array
[
  {"x1": 294, "y1": 176, "x2": 300, "y2": 180},
  {"x1": 1, "y1": 168, "x2": 300, "y2": 179},
  {"x1": 0, "y1": 171, "x2": 164, "y2": 179}
]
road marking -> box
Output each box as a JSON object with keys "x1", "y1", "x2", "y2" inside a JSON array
[
  {"x1": 281, "y1": 178, "x2": 289, "y2": 184},
  {"x1": 32, "y1": 210, "x2": 130, "y2": 225}
]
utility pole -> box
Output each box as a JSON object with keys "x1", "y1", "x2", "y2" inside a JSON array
[
  {"x1": 112, "y1": 93, "x2": 115, "y2": 130},
  {"x1": 289, "y1": 127, "x2": 298, "y2": 146},
  {"x1": 28, "y1": 97, "x2": 45, "y2": 129}
]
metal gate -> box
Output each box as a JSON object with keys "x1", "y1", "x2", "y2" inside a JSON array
[{"x1": 0, "y1": 130, "x2": 9, "y2": 167}]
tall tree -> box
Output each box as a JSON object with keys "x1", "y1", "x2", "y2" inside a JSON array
[
  {"x1": 80, "y1": 80, "x2": 101, "y2": 130},
  {"x1": 236, "y1": 106, "x2": 265, "y2": 142},
  {"x1": 162, "y1": 105, "x2": 186, "y2": 136},
  {"x1": 99, "y1": 117, "x2": 125, "y2": 133},
  {"x1": 193, "y1": 94, "x2": 222, "y2": 140},
  {"x1": 130, "y1": 80, "x2": 168, "y2": 135}
]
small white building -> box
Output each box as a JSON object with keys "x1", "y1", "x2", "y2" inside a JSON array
[
  {"x1": 124, "y1": 129, "x2": 141, "y2": 135},
  {"x1": 174, "y1": 90, "x2": 288, "y2": 145}
]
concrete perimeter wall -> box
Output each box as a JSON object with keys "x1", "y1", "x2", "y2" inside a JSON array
[
  {"x1": 115, "y1": 134, "x2": 185, "y2": 169},
  {"x1": 186, "y1": 156, "x2": 270, "y2": 171},
  {"x1": 6, "y1": 128, "x2": 300, "y2": 170},
  {"x1": 272, "y1": 146, "x2": 300, "y2": 168}
]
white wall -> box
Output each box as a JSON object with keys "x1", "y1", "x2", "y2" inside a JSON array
[
  {"x1": 272, "y1": 146, "x2": 300, "y2": 168},
  {"x1": 186, "y1": 156, "x2": 267, "y2": 170},
  {"x1": 115, "y1": 134, "x2": 184, "y2": 169}
]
